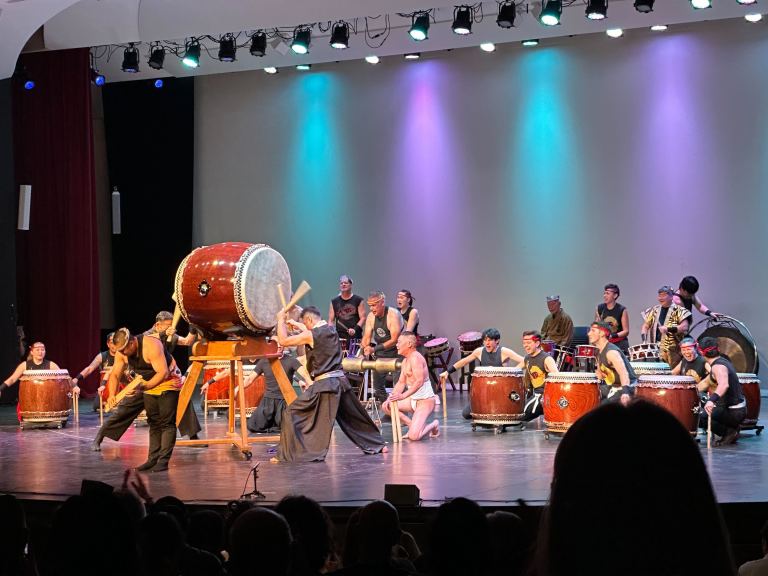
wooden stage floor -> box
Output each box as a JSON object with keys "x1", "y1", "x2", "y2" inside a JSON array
[{"x1": 1, "y1": 390, "x2": 766, "y2": 507}]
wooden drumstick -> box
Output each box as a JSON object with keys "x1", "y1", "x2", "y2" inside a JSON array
[
  {"x1": 277, "y1": 283, "x2": 288, "y2": 309},
  {"x1": 280, "y1": 280, "x2": 311, "y2": 313},
  {"x1": 168, "y1": 293, "x2": 182, "y2": 343},
  {"x1": 707, "y1": 411, "x2": 712, "y2": 449}
]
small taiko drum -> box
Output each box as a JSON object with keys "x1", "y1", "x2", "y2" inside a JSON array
[
  {"x1": 469, "y1": 367, "x2": 525, "y2": 427},
  {"x1": 541, "y1": 340, "x2": 556, "y2": 354},
  {"x1": 628, "y1": 343, "x2": 660, "y2": 362},
  {"x1": 737, "y1": 373, "x2": 761, "y2": 426},
  {"x1": 424, "y1": 337, "x2": 449, "y2": 358},
  {"x1": 19, "y1": 370, "x2": 72, "y2": 428},
  {"x1": 552, "y1": 345, "x2": 575, "y2": 372},
  {"x1": 635, "y1": 375, "x2": 699, "y2": 435},
  {"x1": 174, "y1": 242, "x2": 291, "y2": 338},
  {"x1": 630, "y1": 362, "x2": 672, "y2": 376},
  {"x1": 574, "y1": 345, "x2": 598, "y2": 372},
  {"x1": 543, "y1": 372, "x2": 600, "y2": 434},
  {"x1": 203, "y1": 362, "x2": 266, "y2": 415},
  {"x1": 457, "y1": 331, "x2": 483, "y2": 355}
]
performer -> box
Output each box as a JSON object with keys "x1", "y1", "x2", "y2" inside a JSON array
[
  {"x1": 519, "y1": 331, "x2": 558, "y2": 422},
  {"x1": 541, "y1": 295, "x2": 573, "y2": 346},
  {"x1": 699, "y1": 336, "x2": 746, "y2": 445},
  {"x1": 595, "y1": 284, "x2": 630, "y2": 355},
  {"x1": 673, "y1": 276, "x2": 720, "y2": 319},
  {"x1": 361, "y1": 291, "x2": 404, "y2": 403},
  {"x1": 147, "y1": 310, "x2": 197, "y2": 354},
  {"x1": 1, "y1": 342, "x2": 62, "y2": 395},
  {"x1": 641, "y1": 285, "x2": 691, "y2": 368},
  {"x1": 382, "y1": 332, "x2": 439, "y2": 440},
  {"x1": 590, "y1": 322, "x2": 636, "y2": 406},
  {"x1": 328, "y1": 275, "x2": 365, "y2": 343},
  {"x1": 672, "y1": 337, "x2": 711, "y2": 391},
  {"x1": 273, "y1": 306, "x2": 387, "y2": 462},
  {"x1": 70, "y1": 332, "x2": 117, "y2": 410},
  {"x1": 396, "y1": 290, "x2": 420, "y2": 337},
  {"x1": 438, "y1": 328, "x2": 524, "y2": 420}
]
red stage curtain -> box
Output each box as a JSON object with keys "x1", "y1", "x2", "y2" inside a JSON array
[{"x1": 13, "y1": 48, "x2": 100, "y2": 395}]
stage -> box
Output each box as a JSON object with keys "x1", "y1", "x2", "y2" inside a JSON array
[{"x1": 1, "y1": 389, "x2": 766, "y2": 507}]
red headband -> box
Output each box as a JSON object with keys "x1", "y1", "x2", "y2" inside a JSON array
[
  {"x1": 593, "y1": 324, "x2": 611, "y2": 336},
  {"x1": 524, "y1": 334, "x2": 541, "y2": 342},
  {"x1": 699, "y1": 345, "x2": 718, "y2": 355}
]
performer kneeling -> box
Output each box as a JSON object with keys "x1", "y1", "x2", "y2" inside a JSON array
[
  {"x1": 382, "y1": 332, "x2": 439, "y2": 440},
  {"x1": 590, "y1": 322, "x2": 636, "y2": 406},
  {"x1": 520, "y1": 331, "x2": 558, "y2": 422},
  {"x1": 699, "y1": 336, "x2": 746, "y2": 446},
  {"x1": 274, "y1": 306, "x2": 387, "y2": 462}
]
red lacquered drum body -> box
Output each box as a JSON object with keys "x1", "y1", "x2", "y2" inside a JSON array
[
  {"x1": 175, "y1": 242, "x2": 291, "y2": 337},
  {"x1": 19, "y1": 370, "x2": 71, "y2": 424},
  {"x1": 738, "y1": 373, "x2": 761, "y2": 426},
  {"x1": 636, "y1": 375, "x2": 698, "y2": 435},
  {"x1": 543, "y1": 372, "x2": 600, "y2": 433},
  {"x1": 630, "y1": 362, "x2": 672, "y2": 376},
  {"x1": 203, "y1": 362, "x2": 266, "y2": 414},
  {"x1": 470, "y1": 367, "x2": 525, "y2": 424}
]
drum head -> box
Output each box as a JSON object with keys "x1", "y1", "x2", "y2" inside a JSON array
[
  {"x1": 697, "y1": 325, "x2": 757, "y2": 374},
  {"x1": 238, "y1": 246, "x2": 291, "y2": 332}
]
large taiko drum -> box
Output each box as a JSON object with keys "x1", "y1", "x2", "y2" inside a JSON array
[
  {"x1": 543, "y1": 372, "x2": 600, "y2": 434},
  {"x1": 469, "y1": 367, "x2": 525, "y2": 427},
  {"x1": 174, "y1": 242, "x2": 291, "y2": 337},
  {"x1": 738, "y1": 373, "x2": 761, "y2": 427},
  {"x1": 203, "y1": 361, "x2": 266, "y2": 415},
  {"x1": 630, "y1": 362, "x2": 672, "y2": 376},
  {"x1": 636, "y1": 375, "x2": 699, "y2": 435},
  {"x1": 19, "y1": 370, "x2": 72, "y2": 428}
]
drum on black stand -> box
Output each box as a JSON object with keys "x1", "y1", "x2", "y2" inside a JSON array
[{"x1": 690, "y1": 315, "x2": 759, "y2": 374}]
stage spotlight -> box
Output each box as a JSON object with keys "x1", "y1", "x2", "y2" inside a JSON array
[
  {"x1": 745, "y1": 12, "x2": 763, "y2": 21},
  {"x1": 606, "y1": 27, "x2": 623, "y2": 37},
  {"x1": 122, "y1": 43, "x2": 140, "y2": 73},
  {"x1": 330, "y1": 21, "x2": 349, "y2": 49},
  {"x1": 497, "y1": 1, "x2": 517, "y2": 27},
  {"x1": 264, "y1": 66, "x2": 278, "y2": 74},
  {"x1": 218, "y1": 34, "x2": 237, "y2": 62},
  {"x1": 148, "y1": 44, "x2": 166, "y2": 69},
  {"x1": 182, "y1": 40, "x2": 201, "y2": 68},
  {"x1": 480, "y1": 42, "x2": 496, "y2": 52},
  {"x1": 296, "y1": 64, "x2": 312, "y2": 70},
  {"x1": 13, "y1": 64, "x2": 34, "y2": 90},
  {"x1": 291, "y1": 28, "x2": 311, "y2": 54},
  {"x1": 586, "y1": 0, "x2": 607, "y2": 20},
  {"x1": 404, "y1": 52, "x2": 421, "y2": 60},
  {"x1": 365, "y1": 55, "x2": 380, "y2": 64},
  {"x1": 452, "y1": 6, "x2": 473, "y2": 34},
  {"x1": 23, "y1": 79, "x2": 35, "y2": 90},
  {"x1": 540, "y1": 0, "x2": 562, "y2": 26},
  {"x1": 250, "y1": 32, "x2": 267, "y2": 56},
  {"x1": 737, "y1": 0, "x2": 757, "y2": 5},
  {"x1": 522, "y1": 38, "x2": 540, "y2": 46},
  {"x1": 409, "y1": 13, "x2": 430, "y2": 41},
  {"x1": 154, "y1": 79, "x2": 164, "y2": 88},
  {"x1": 91, "y1": 68, "x2": 105, "y2": 86},
  {"x1": 634, "y1": 0, "x2": 655, "y2": 11},
  {"x1": 650, "y1": 24, "x2": 667, "y2": 30},
  {"x1": 690, "y1": 0, "x2": 711, "y2": 9}
]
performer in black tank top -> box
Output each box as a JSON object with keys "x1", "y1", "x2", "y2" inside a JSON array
[
  {"x1": 700, "y1": 336, "x2": 746, "y2": 444},
  {"x1": 673, "y1": 276, "x2": 719, "y2": 319},
  {"x1": 362, "y1": 292, "x2": 404, "y2": 402},
  {"x1": 329, "y1": 275, "x2": 365, "y2": 340},
  {"x1": 396, "y1": 290, "x2": 420, "y2": 337},
  {"x1": 274, "y1": 306, "x2": 385, "y2": 462},
  {"x1": 590, "y1": 322, "x2": 636, "y2": 405},
  {"x1": 1, "y1": 342, "x2": 61, "y2": 398},
  {"x1": 596, "y1": 284, "x2": 630, "y2": 355},
  {"x1": 521, "y1": 331, "x2": 558, "y2": 423}
]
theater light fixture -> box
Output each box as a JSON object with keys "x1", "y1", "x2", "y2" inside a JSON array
[
  {"x1": 634, "y1": 0, "x2": 655, "y2": 12},
  {"x1": 737, "y1": 0, "x2": 757, "y2": 5},
  {"x1": 218, "y1": 34, "x2": 237, "y2": 62},
  {"x1": 330, "y1": 21, "x2": 350, "y2": 49},
  {"x1": 744, "y1": 12, "x2": 763, "y2": 21},
  {"x1": 497, "y1": 1, "x2": 517, "y2": 27},
  {"x1": 182, "y1": 40, "x2": 201, "y2": 68},
  {"x1": 480, "y1": 42, "x2": 496, "y2": 52},
  {"x1": 650, "y1": 24, "x2": 667, "y2": 30},
  {"x1": 586, "y1": 0, "x2": 607, "y2": 19},
  {"x1": 296, "y1": 64, "x2": 312, "y2": 70},
  {"x1": 15, "y1": 65, "x2": 35, "y2": 90},
  {"x1": 365, "y1": 55, "x2": 380, "y2": 64},
  {"x1": 606, "y1": 27, "x2": 623, "y2": 37},
  {"x1": 404, "y1": 52, "x2": 421, "y2": 60},
  {"x1": 540, "y1": 0, "x2": 562, "y2": 26},
  {"x1": 409, "y1": 13, "x2": 430, "y2": 41},
  {"x1": 91, "y1": 68, "x2": 105, "y2": 86},
  {"x1": 154, "y1": 79, "x2": 164, "y2": 89},
  {"x1": 690, "y1": 0, "x2": 711, "y2": 9},
  {"x1": 264, "y1": 66, "x2": 278, "y2": 74},
  {"x1": 148, "y1": 44, "x2": 166, "y2": 70},
  {"x1": 452, "y1": 6, "x2": 473, "y2": 34},
  {"x1": 522, "y1": 38, "x2": 540, "y2": 46},
  {"x1": 250, "y1": 32, "x2": 267, "y2": 56},
  {"x1": 122, "y1": 43, "x2": 140, "y2": 73},
  {"x1": 291, "y1": 27, "x2": 311, "y2": 54}
]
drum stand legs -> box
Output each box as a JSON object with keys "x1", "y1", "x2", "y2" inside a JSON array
[{"x1": 360, "y1": 369, "x2": 381, "y2": 427}]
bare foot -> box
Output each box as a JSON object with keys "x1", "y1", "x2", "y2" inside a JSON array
[
  {"x1": 430, "y1": 423, "x2": 440, "y2": 438},
  {"x1": 269, "y1": 456, "x2": 281, "y2": 463},
  {"x1": 381, "y1": 446, "x2": 389, "y2": 453}
]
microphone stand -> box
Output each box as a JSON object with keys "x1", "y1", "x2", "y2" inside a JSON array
[{"x1": 241, "y1": 462, "x2": 266, "y2": 500}]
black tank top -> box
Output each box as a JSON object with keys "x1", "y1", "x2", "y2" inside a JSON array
[
  {"x1": 307, "y1": 324, "x2": 343, "y2": 378},
  {"x1": 597, "y1": 342, "x2": 637, "y2": 386},
  {"x1": 100, "y1": 351, "x2": 115, "y2": 370},
  {"x1": 681, "y1": 355, "x2": 708, "y2": 382},
  {"x1": 711, "y1": 357, "x2": 744, "y2": 407},
  {"x1": 597, "y1": 303, "x2": 625, "y2": 337},
  {"x1": 332, "y1": 295, "x2": 363, "y2": 332},
  {"x1": 525, "y1": 351, "x2": 551, "y2": 389},
  {"x1": 675, "y1": 291, "x2": 694, "y2": 312},
  {"x1": 479, "y1": 347, "x2": 503, "y2": 367},
  {"x1": 400, "y1": 306, "x2": 419, "y2": 336},
  {"x1": 373, "y1": 307, "x2": 398, "y2": 358},
  {"x1": 25, "y1": 359, "x2": 51, "y2": 370},
  {"x1": 127, "y1": 335, "x2": 173, "y2": 380}
]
